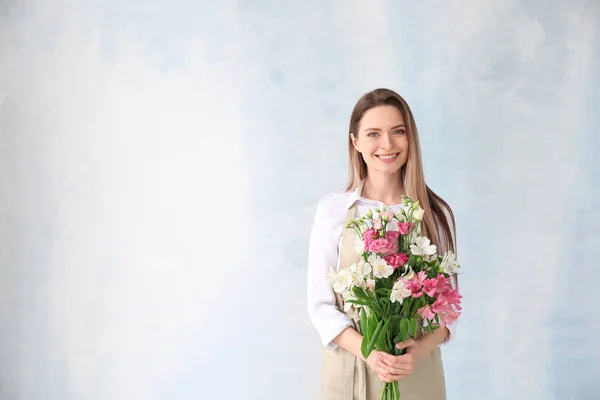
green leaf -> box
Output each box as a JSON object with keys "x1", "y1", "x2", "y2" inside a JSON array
[
  {"x1": 359, "y1": 307, "x2": 367, "y2": 334},
  {"x1": 345, "y1": 299, "x2": 374, "y2": 307},
  {"x1": 410, "y1": 317, "x2": 418, "y2": 337},
  {"x1": 397, "y1": 318, "x2": 409, "y2": 343},
  {"x1": 363, "y1": 319, "x2": 384, "y2": 359},
  {"x1": 375, "y1": 278, "x2": 386, "y2": 292},
  {"x1": 361, "y1": 336, "x2": 368, "y2": 359},
  {"x1": 368, "y1": 314, "x2": 377, "y2": 339},
  {"x1": 376, "y1": 318, "x2": 391, "y2": 352},
  {"x1": 390, "y1": 315, "x2": 401, "y2": 340},
  {"x1": 352, "y1": 286, "x2": 371, "y2": 300}
]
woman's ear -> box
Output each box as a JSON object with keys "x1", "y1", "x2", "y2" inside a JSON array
[{"x1": 350, "y1": 133, "x2": 360, "y2": 152}]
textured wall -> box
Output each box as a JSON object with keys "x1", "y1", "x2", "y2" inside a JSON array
[{"x1": 1, "y1": 1, "x2": 599, "y2": 399}]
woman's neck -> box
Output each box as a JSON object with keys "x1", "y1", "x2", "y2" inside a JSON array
[{"x1": 361, "y1": 173, "x2": 405, "y2": 206}]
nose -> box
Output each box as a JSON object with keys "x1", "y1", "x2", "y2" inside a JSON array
[{"x1": 380, "y1": 132, "x2": 392, "y2": 149}]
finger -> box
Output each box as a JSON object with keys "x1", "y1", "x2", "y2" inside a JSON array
[
  {"x1": 379, "y1": 353, "x2": 413, "y2": 369},
  {"x1": 377, "y1": 358, "x2": 413, "y2": 375},
  {"x1": 378, "y1": 352, "x2": 402, "y2": 365},
  {"x1": 378, "y1": 371, "x2": 404, "y2": 383},
  {"x1": 396, "y1": 338, "x2": 416, "y2": 350},
  {"x1": 379, "y1": 371, "x2": 409, "y2": 383}
]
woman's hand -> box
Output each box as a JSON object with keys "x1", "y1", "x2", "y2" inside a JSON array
[
  {"x1": 365, "y1": 350, "x2": 415, "y2": 383},
  {"x1": 396, "y1": 338, "x2": 426, "y2": 365},
  {"x1": 365, "y1": 339, "x2": 426, "y2": 383}
]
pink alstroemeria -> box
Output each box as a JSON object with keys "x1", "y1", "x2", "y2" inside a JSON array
[
  {"x1": 438, "y1": 308, "x2": 461, "y2": 328},
  {"x1": 415, "y1": 271, "x2": 427, "y2": 283},
  {"x1": 418, "y1": 305, "x2": 435, "y2": 320},
  {"x1": 422, "y1": 278, "x2": 439, "y2": 297},
  {"x1": 435, "y1": 274, "x2": 452, "y2": 293},
  {"x1": 444, "y1": 287, "x2": 463, "y2": 310},
  {"x1": 431, "y1": 296, "x2": 449, "y2": 313},
  {"x1": 406, "y1": 278, "x2": 423, "y2": 298}
]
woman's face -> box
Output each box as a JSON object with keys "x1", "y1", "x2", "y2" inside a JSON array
[{"x1": 352, "y1": 105, "x2": 409, "y2": 177}]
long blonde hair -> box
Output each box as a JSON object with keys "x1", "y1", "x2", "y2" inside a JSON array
[{"x1": 345, "y1": 88, "x2": 457, "y2": 254}]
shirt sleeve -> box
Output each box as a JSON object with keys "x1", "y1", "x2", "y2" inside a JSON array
[{"x1": 306, "y1": 198, "x2": 353, "y2": 350}]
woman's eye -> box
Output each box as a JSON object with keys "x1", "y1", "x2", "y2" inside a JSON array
[
  {"x1": 367, "y1": 132, "x2": 379, "y2": 137},
  {"x1": 394, "y1": 130, "x2": 406, "y2": 135}
]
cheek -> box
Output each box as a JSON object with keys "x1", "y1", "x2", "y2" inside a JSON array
[
  {"x1": 359, "y1": 142, "x2": 378, "y2": 156},
  {"x1": 398, "y1": 137, "x2": 409, "y2": 152}
]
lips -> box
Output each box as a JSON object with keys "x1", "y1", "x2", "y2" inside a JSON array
[{"x1": 375, "y1": 153, "x2": 399, "y2": 163}]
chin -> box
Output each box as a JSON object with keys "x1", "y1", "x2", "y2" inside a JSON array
[{"x1": 376, "y1": 166, "x2": 404, "y2": 176}]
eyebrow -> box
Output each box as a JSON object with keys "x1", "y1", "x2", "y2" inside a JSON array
[{"x1": 364, "y1": 124, "x2": 406, "y2": 131}]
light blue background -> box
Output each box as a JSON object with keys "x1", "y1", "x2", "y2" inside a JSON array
[{"x1": 1, "y1": 1, "x2": 599, "y2": 399}]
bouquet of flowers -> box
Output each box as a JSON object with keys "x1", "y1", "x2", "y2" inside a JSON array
[{"x1": 326, "y1": 196, "x2": 462, "y2": 400}]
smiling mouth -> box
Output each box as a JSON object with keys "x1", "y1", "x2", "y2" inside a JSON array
[{"x1": 375, "y1": 153, "x2": 399, "y2": 161}]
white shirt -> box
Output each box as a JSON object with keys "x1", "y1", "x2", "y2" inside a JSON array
[{"x1": 306, "y1": 184, "x2": 459, "y2": 350}]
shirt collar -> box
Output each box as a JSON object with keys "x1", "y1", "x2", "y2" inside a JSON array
[{"x1": 346, "y1": 180, "x2": 365, "y2": 209}]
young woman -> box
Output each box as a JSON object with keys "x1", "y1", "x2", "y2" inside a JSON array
[{"x1": 306, "y1": 88, "x2": 459, "y2": 399}]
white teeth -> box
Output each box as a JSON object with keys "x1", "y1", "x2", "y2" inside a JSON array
[{"x1": 378, "y1": 154, "x2": 398, "y2": 160}]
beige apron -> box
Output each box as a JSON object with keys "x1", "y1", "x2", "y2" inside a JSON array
[{"x1": 319, "y1": 204, "x2": 447, "y2": 400}]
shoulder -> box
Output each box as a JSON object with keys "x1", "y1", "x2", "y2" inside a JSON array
[
  {"x1": 311, "y1": 190, "x2": 353, "y2": 229},
  {"x1": 316, "y1": 190, "x2": 352, "y2": 211}
]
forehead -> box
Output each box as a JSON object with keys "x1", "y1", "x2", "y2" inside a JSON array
[{"x1": 359, "y1": 105, "x2": 405, "y2": 130}]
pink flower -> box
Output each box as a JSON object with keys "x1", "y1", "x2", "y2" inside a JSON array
[
  {"x1": 385, "y1": 231, "x2": 400, "y2": 251},
  {"x1": 429, "y1": 287, "x2": 462, "y2": 328},
  {"x1": 368, "y1": 238, "x2": 397, "y2": 255},
  {"x1": 398, "y1": 222, "x2": 416, "y2": 235},
  {"x1": 431, "y1": 296, "x2": 449, "y2": 313},
  {"x1": 444, "y1": 287, "x2": 463, "y2": 310},
  {"x1": 362, "y1": 228, "x2": 378, "y2": 249},
  {"x1": 387, "y1": 208, "x2": 396, "y2": 220},
  {"x1": 422, "y1": 278, "x2": 439, "y2": 297},
  {"x1": 439, "y1": 309, "x2": 461, "y2": 327},
  {"x1": 415, "y1": 271, "x2": 427, "y2": 283},
  {"x1": 384, "y1": 253, "x2": 409, "y2": 269},
  {"x1": 418, "y1": 305, "x2": 435, "y2": 320},
  {"x1": 373, "y1": 218, "x2": 383, "y2": 229},
  {"x1": 406, "y1": 279, "x2": 423, "y2": 298},
  {"x1": 435, "y1": 274, "x2": 452, "y2": 292},
  {"x1": 367, "y1": 279, "x2": 375, "y2": 292}
]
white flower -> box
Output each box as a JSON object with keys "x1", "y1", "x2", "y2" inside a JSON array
[
  {"x1": 413, "y1": 207, "x2": 425, "y2": 221},
  {"x1": 326, "y1": 267, "x2": 353, "y2": 293},
  {"x1": 341, "y1": 288, "x2": 357, "y2": 312},
  {"x1": 440, "y1": 251, "x2": 460, "y2": 275},
  {"x1": 368, "y1": 254, "x2": 394, "y2": 279},
  {"x1": 353, "y1": 235, "x2": 365, "y2": 255},
  {"x1": 410, "y1": 236, "x2": 437, "y2": 257},
  {"x1": 348, "y1": 261, "x2": 371, "y2": 284},
  {"x1": 401, "y1": 267, "x2": 415, "y2": 281},
  {"x1": 390, "y1": 279, "x2": 412, "y2": 304},
  {"x1": 364, "y1": 279, "x2": 375, "y2": 293}
]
